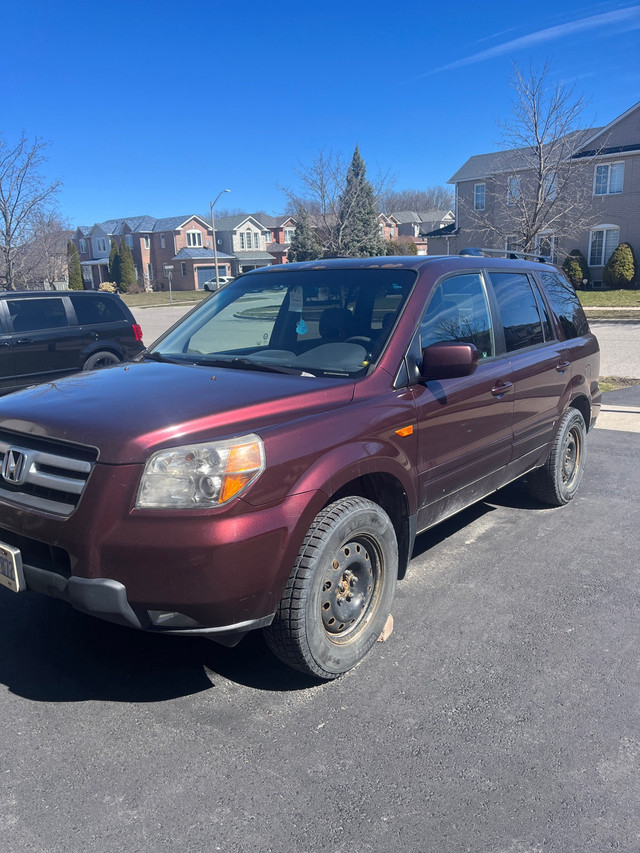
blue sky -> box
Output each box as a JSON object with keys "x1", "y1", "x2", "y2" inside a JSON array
[{"x1": 2, "y1": 0, "x2": 639, "y2": 227}]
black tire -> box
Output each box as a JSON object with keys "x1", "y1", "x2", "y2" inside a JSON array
[
  {"x1": 82, "y1": 351, "x2": 121, "y2": 371},
  {"x1": 527, "y1": 407, "x2": 587, "y2": 506},
  {"x1": 264, "y1": 497, "x2": 398, "y2": 679}
]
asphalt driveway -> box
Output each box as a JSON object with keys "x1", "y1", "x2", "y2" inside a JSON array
[{"x1": 1, "y1": 384, "x2": 638, "y2": 853}]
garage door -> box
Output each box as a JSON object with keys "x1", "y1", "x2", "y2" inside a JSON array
[{"x1": 196, "y1": 267, "x2": 216, "y2": 290}]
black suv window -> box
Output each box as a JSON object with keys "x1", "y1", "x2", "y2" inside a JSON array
[
  {"x1": 537, "y1": 271, "x2": 589, "y2": 339},
  {"x1": 70, "y1": 294, "x2": 126, "y2": 324},
  {"x1": 421, "y1": 273, "x2": 494, "y2": 359},
  {"x1": 9, "y1": 298, "x2": 69, "y2": 333},
  {"x1": 490, "y1": 272, "x2": 545, "y2": 352}
]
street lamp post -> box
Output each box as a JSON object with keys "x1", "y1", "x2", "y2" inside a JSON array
[{"x1": 210, "y1": 189, "x2": 230, "y2": 290}]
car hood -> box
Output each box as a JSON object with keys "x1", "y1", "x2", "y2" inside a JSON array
[{"x1": 0, "y1": 360, "x2": 355, "y2": 464}]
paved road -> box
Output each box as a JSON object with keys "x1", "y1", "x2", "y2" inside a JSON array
[{"x1": 1, "y1": 387, "x2": 639, "y2": 852}]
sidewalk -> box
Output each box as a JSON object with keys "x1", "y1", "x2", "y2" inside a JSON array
[{"x1": 597, "y1": 384, "x2": 640, "y2": 433}]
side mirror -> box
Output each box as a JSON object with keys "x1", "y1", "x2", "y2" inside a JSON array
[{"x1": 420, "y1": 342, "x2": 478, "y2": 380}]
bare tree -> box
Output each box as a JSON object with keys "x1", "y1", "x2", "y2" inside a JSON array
[
  {"x1": 281, "y1": 149, "x2": 393, "y2": 256},
  {"x1": 20, "y1": 211, "x2": 72, "y2": 287},
  {"x1": 0, "y1": 133, "x2": 61, "y2": 289},
  {"x1": 461, "y1": 63, "x2": 596, "y2": 258},
  {"x1": 379, "y1": 186, "x2": 454, "y2": 213}
]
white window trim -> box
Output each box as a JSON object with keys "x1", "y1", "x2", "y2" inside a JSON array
[
  {"x1": 588, "y1": 224, "x2": 620, "y2": 266},
  {"x1": 474, "y1": 183, "x2": 486, "y2": 211},
  {"x1": 593, "y1": 162, "x2": 624, "y2": 196},
  {"x1": 534, "y1": 232, "x2": 557, "y2": 261},
  {"x1": 79, "y1": 239, "x2": 87, "y2": 254},
  {"x1": 186, "y1": 230, "x2": 202, "y2": 248}
]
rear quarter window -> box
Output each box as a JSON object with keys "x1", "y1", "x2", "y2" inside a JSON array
[
  {"x1": 536, "y1": 271, "x2": 589, "y2": 339},
  {"x1": 71, "y1": 295, "x2": 127, "y2": 324}
]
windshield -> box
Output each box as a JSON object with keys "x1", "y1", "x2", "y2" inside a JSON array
[{"x1": 148, "y1": 268, "x2": 416, "y2": 377}]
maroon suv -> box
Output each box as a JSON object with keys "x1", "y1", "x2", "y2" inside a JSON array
[{"x1": 0, "y1": 254, "x2": 600, "y2": 679}]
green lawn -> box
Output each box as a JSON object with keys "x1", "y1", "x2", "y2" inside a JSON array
[
  {"x1": 121, "y1": 291, "x2": 209, "y2": 309},
  {"x1": 578, "y1": 289, "x2": 640, "y2": 307}
]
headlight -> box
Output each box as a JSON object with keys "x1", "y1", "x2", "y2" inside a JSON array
[{"x1": 136, "y1": 434, "x2": 265, "y2": 509}]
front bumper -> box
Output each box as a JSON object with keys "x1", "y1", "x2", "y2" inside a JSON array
[
  {"x1": 0, "y1": 461, "x2": 325, "y2": 642},
  {"x1": 22, "y1": 565, "x2": 274, "y2": 646}
]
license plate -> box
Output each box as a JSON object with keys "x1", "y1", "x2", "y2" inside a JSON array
[{"x1": 0, "y1": 542, "x2": 25, "y2": 593}]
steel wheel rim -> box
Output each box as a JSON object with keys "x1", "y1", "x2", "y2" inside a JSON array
[
  {"x1": 320, "y1": 536, "x2": 382, "y2": 643},
  {"x1": 562, "y1": 424, "x2": 582, "y2": 489}
]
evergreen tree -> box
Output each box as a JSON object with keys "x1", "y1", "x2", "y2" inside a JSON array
[
  {"x1": 603, "y1": 242, "x2": 636, "y2": 289},
  {"x1": 108, "y1": 241, "x2": 121, "y2": 286},
  {"x1": 288, "y1": 210, "x2": 321, "y2": 262},
  {"x1": 337, "y1": 146, "x2": 384, "y2": 258},
  {"x1": 118, "y1": 240, "x2": 137, "y2": 292},
  {"x1": 67, "y1": 241, "x2": 83, "y2": 290},
  {"x1": 562, "y1": 249, "x2": 589, "y2": 288}
]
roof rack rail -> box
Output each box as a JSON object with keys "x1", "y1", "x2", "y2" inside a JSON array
[{"x1": 460, "y1": 247, "x2": 552, "y2": 263}]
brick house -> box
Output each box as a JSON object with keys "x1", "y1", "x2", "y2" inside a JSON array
[
  {"x1": 74, "y1": 215, "x2": 234, "y2": 291},
  {"x1": 441, "y1": 100, "x2": 640, "y2": 286}
]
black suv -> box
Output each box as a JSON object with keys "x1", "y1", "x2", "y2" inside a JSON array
[{"x1": 0, "y1": 290, "x2": 145, "y2": 393}]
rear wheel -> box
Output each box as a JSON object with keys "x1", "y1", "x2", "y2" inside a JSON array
[
  {"x1": 83, "y1": 351, "x2": 121, "y2": 370},
  {"x1": 527, "y1": 407, "x2": 587, "y2": 506},
  {"x1": 264, "y1": 497, "x2": 398, "y2": 679}
]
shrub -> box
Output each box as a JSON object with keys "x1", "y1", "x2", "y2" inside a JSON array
[
  {"x1": 385, "y1": 240, "x2": 418, "y2": 256},
  {"x1": 98, "y1": 281, "x2": 117, "y2": 293},
  {"x1": 562, "y1": 249, "x2": 589, "y2": 288},
  {"x1": 603, "y1": 242, "x2": 636, "y2": 289}
]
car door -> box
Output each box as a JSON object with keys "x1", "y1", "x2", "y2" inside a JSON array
[
  {"x1": 487, "y1": 270, "x2": 569, "y2": 478},
  {"x1": 412, "y1": 271, "x2": 514, "y2": 532},
  {"x1": 5, "y1": 295, "x2": 84, "y2": 387}
]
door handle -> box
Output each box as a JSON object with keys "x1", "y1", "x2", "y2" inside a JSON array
[
  {"x1": 15, "y1": 338, "x2": 33, "y2": 345},
  {"x1": 555, "y1": 360, "x2": 570, "y2": 372},
  {"x1": 491, "y1": 380, "x2": 513, "y2": 396}
]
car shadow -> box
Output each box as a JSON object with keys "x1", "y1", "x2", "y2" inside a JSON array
[
  {"x1": 410, "y1": 478, "x2": 545, "y2": 561},
  {"x1": 0, "y1": 589, "x2": 321, "y2": 704}
]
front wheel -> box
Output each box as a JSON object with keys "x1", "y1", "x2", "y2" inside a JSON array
[
  {"x1": 527, "y1": 407, "x2": 587, "y2": 506},
  {"x1": 264, "y1": 497, "x2": 398, "y2": 679}
]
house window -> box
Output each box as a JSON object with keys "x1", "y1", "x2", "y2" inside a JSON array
[
  {"x1": 284, "y1": 227, "x2": 295, "y2": 242},
  {"x1": 239, "y1": 233, "x2": 245, "y2": 249},
  {"x1": 505, "y1": 236, "x2": 521, "y2": 253},
  {"x1": 144, "y1": 235, "x2": 150, "y2": 250},
  {"x1": 474, "y1": 183, "x2": 485, "y2": 211},
  {"x1": 160, "y1": 234, "x2": 166, "y2": 249},
  {"x1": 589, "y1": 226, "x2": 619, "y2": 266},
  {"x1": 181, "y1": 262, "x2": 187, "y2": 277},
  {"x1": 594, "y1": 163, "x2": 624, "y2": 195},
  {"x1": 186, "y1": 230, "x2": 202, "y2": 248},
  {"x1": 125, "y1": 235, "x2": 133, "y2": 248},
  {"x1": 79, "y1": 239, "x2": 87, "y2": 254},
  {"x1": 245, "y1": 230, "x2": 253, "y2": 249},
  {"x1": 507, "y1": 177, "x2": 520, "y2": 205},
  {"x1": 147, "y1": 263, "x2": 153, "y2": 281},
  {"x1": 535, "y1": 233, "x2": 557, "y2": 261},
  {"x1": 543, "y1": 172, "x2": 557, "y2": 201}
]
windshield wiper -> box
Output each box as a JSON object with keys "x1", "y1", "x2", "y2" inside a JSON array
[
  {"x1": 142, "y1": 350, "x2": 185, "y2": 364},
  {"x1": 194, "y1": 356, "x2": 311, "y2": 376}
]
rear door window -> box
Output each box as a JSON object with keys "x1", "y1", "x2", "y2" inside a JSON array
[
  {"x1": 8, "y1": 298, "x2": 69, "y2": 332},
  {"x1": 421, "y1": 273, "x2": 494, "y2": 359},
  {"x1": 489, "y1": 272, "x2": 545, "y2": 352}
]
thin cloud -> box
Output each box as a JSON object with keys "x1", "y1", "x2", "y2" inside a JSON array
[{"x1": 423, "y1": 6, "x2": 640, "y2": 76}]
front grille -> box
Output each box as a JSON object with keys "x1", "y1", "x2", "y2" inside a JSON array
[{"x1": 0, "y1": 433, "x2": 95, "y2": 516}]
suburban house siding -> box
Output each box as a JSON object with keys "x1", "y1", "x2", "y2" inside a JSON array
[{"x1": 446, "y1": 100, "x2": 640, "y2": 285}]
